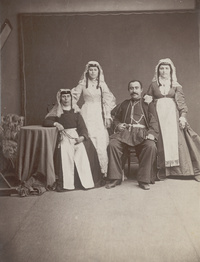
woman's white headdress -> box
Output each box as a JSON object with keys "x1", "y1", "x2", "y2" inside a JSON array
[
  {"x1": 152, "y1": 58, "x2": 180, "y2": 86},
  {"x1": 45, "y1": 89, "x2": 75, "y2": 118},
  {"x1": 78, "y1": 61, "x2": 105, "y2": 85}
]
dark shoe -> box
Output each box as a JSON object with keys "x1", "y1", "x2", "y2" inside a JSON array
[
  {"x1": 139, "y1": 182, "x2": 150, "y2": 190},
  {"x1": 102, "y1": 174, "x2": 108, "y2": 182},
  {"x1": 56, "y1": 185, "x2": 70, "y2": 192},
  {"x1": 194, "y1": 175, "x2": 200, "y2": 182},
  {"x1": 47, "y1": 181, "x2": 57, "y2": 191},
  {"x1": 100, "y1": 179, "x2": 106, "y2": 186},
  {"x1": 156, "y1": 169, "x2": 166, "y2": 181},
  {"x1": 105, "y1": 179, "x2": 121, "y2": 189}
]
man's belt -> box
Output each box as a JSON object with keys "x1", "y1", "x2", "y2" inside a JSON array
[{"x1": 126, "y1": 123, "x2": 145, "y2": 128}]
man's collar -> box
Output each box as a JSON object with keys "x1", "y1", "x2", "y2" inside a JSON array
[{"x1": 130, "y1": 98, "x2": 141, "y2": 102}]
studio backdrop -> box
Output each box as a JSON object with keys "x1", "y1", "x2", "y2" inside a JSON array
[{"x1": 19, "y1": 11, "x2": 200, "y2": 132}]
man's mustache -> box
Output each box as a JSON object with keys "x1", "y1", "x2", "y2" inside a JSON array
[{"x1": 130, "y1": 92, "x2": 139, "y2": 95}]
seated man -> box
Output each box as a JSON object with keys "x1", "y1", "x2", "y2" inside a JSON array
[
  {"x1": 43, "y1": 89, "x2": 104, "y2": 192},
  {"x1": 106, "y1": 80, "x2": 159, "y2": 190}
]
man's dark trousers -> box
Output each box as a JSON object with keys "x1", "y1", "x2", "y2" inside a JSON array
[{"x1": 107, "y1": 138, "x2": 157, "y2": 184}]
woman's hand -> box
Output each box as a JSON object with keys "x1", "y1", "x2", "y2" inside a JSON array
[
  {"x1": 73, "y1": 104, "x2": 81, "y2": 113},
  {"x1": 179, "y1": 116, "x2": 187, "y2": 129},
  {"x1": 105, "y1": 118, "x2": 112, "y2": 128},
  {"x1": 144, "y1": 95, "x2": 153, "y2": 104},
  {"x1": 54, "y1": 122, "x2": 64, "y2": 131},
  {"x1": 75, "y1": 136, "x2": 85, "y2": 145}
]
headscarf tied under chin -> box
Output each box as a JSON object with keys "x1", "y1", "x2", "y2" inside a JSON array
[
  {"x1": 152, "y1": 58, "x2": 180, "y2": 86},
  {"x1": 78, "y1": 61, "x2": 105, "y2": 88},
  {"x1": 45, "y1": 89, "x2": 78, "y2": 118}
]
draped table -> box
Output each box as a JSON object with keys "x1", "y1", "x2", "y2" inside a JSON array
[{"x1": 17, "y1": 125, "x2": 58, "y2": 186}]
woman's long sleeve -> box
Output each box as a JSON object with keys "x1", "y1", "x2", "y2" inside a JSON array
[
  {"x1": 175, "y1": 85, "x2": 188, "y2": 118},
  {"x1": 112, "y1": 103, "x2": 123, "y2": 130},
  {"x1": 43, "y1": 116, "x2": 57, "y2": 127},
  {"x1": 101, "y1": 83, "x2": 116, "y2": 119},
  {"x1": 71, "y1": 84, "x2": 83, "y2": 103},
  {"x1": 76, "y1": 113, "x2": 89, "y2": 140},
  {"x1": 146, "y1": 84, "x2": 154, "y2": 95}
]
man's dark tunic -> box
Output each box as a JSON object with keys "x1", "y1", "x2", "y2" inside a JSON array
[{"x1": 108, "y1": 98, "x2": 159, "y2": 184}]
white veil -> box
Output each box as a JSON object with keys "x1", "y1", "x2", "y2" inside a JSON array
[
  {"x1": 45, "y1": 89, "x2": 77, "y2": 118},
  {"x1": 152, "y1": 58, "x2": 180, "y2": 86},
  {"x1": 78, "y1": 61, "x2": 105, "y2": 86}
]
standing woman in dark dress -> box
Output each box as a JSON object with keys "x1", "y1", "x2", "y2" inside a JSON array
[
  {"x1": 44, "y1": 89, "x2": 104, "y2": 191},
  {"x1": 145, "y1": 58, "x2": 200, "y2": 182}
]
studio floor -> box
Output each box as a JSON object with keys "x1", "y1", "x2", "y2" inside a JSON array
[{"x1": 0, "y1": 171, "x2": 200, "y2": 262}]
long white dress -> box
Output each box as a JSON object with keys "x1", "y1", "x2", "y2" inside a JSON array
[{"x1": 72, "y1": 79, "x2": 116, "y2": 174}]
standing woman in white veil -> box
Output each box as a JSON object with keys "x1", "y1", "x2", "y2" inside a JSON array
[{"x1": 71, "y1": 61, "x2": 116, "y2": 176}]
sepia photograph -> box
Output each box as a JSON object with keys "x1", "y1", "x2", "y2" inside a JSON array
[{"x1": 0, "y1": 0, "x2": 200, "y2": 261}]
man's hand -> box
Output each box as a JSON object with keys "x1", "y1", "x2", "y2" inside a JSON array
[
  {"x1": 75, "y1": 136, "x2": 85, "y2": 145},
  {"x1": 54, "y1": 122, "x2": 64, "y2": 131},
  {"x1": 117, "y1": 123, "x2": 127, "y2": 132},
  {"x1": 146, "y1": 134, "x2": 155, "y2": 141}
]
